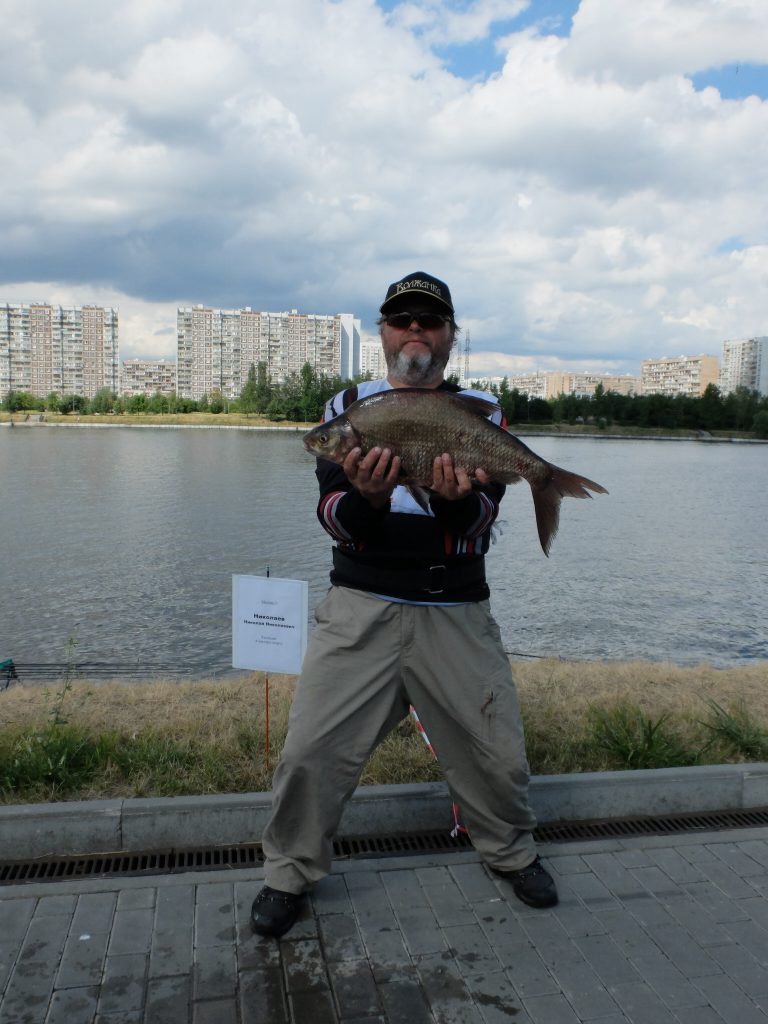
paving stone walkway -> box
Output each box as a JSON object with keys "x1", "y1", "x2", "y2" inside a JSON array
[{"x1": 2, "y1": 825, "x2": 768, "y2": 1023}]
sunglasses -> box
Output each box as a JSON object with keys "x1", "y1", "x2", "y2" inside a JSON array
[{"x1": 384, "y1": 311, "x2": 451, "y2": 330}]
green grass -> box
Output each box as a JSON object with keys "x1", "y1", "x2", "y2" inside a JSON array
[
  {"x1": 701, "y1": 700, "x2": 768, "y2": 760},
  {"x1": 1, "y1": 660, "x2": 766, "y2": 803},
  {"x1": 587, "y1": 704, "x2": 702, "y2": 770}
]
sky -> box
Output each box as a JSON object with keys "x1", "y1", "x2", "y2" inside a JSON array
[{"x1": 2, "y1": 0, "x2": 767, "y2": 379}]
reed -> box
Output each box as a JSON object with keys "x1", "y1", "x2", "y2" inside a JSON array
[{"x1": 1, "y1": 659, "x2": 766, "y2": 803}]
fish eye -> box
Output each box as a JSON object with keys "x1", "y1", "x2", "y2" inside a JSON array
[{"x1": 318, "y1": 432, "x2": 329, "y2": 444}]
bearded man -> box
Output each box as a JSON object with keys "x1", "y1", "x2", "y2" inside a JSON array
[{"x1": 251, "y1": 272, "x2": 557, "y2": 939}]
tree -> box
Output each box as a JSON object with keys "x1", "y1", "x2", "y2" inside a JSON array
[
  {"x1": 239, "y1": 363, "x2": 259, "y2": 415},
  {"x1": 698, "y1": 384, "x2": 724, "y2": 430},
  {"x1": 528, "y1": 397, "x2": 553, "y2": 422},
  {"x1": 89, "y1": 388, "x2": 115, "y2": 414},
  {"x1": 147, "y1": 391, "x2": 169, "y2": 413},
  {"x1": 209, "y1": 389, "x2": 225, "y2": 414},
  {"x1": 255, "y1": 362, "x2": 272, "y2": 413},
  {"x1": 59, "y1": 394, "x2": 87, "y2": 414},
  {"x1": 126, "y1": 393, "x2": 148, "y2": 414},
  {"x1": 752, "y1": 410, "x2": 768, "y2": 439},
  {"x1": 2, "y1": 390, "x2": 37, "y2": 412}
]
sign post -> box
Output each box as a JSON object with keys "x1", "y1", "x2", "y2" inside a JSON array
[{"x1": 232, "y1": 572, "x2": 308, "y2": 764}]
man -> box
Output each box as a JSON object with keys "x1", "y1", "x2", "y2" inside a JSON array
[{"x1": 251, "y1": 271, "x2": 557, "y2": 939}]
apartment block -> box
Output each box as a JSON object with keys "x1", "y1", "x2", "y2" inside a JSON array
[
  {"x1": 121, "y1": 359, "x2": 177, "y2": 397},
  {"x1": 719, "y1": 337, "x2": 768, "y2": 396},
  {"x1": 490, "y1": 371, "x2": 639, "y2": 400},
  {"x1": 0, "y1": 303, "x2": 119, "y2": 400},
  {"x1": 566, "y1": 373, "x2": 639, "y2": 397},
  {"x1": 640, "y1": 355, "x2": 719, "y2": 397},
  {"x1": 360, "y1": 339, "x2": 387, "y2": 380},
  {"x1": 176, "y1": 307, "x2": 361, "y2": 401}
]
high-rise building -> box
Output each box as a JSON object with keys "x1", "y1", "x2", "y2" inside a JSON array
[
  {"x1": 360, "y1": 339, "x2": 387, "y2": 379},
  {"x1": 640, "y1": 355, "x2": 719, "y2": 397},
  {"x1": 176, "y1": 307, "x2": 360, "y2": 401},
  {"x1": 719, "y1": 337, "x2": 768, "y2": 396},
  {"x1": 121, "y1": 359, "x2": 177, "y2": 397},
  {"x1": 0, "y1": 303, "x2": 119, "y2": 400}
]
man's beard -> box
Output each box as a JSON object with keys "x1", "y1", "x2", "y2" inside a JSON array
[{"x1": 385, "y1": 347, "x2": 448, "y2": 387}]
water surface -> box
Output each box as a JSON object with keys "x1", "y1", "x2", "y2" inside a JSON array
[{"x1": 1, "y1": 426, "x2": 765, "y2": 675}]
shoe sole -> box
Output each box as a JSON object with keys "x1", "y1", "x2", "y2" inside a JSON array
[
  {"x1": 250, "y1": 914, "x2": 297, "y2": 939},
  {"x1": 513, "y1": 890, "x2": 559, "y2": 909}
]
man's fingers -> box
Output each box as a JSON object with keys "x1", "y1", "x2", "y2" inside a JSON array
[
  {"x1": 386, "y1": 454, "x2": 401, "y2": 483},
  {"x1": 454, "y1": 465, "x2": 470, "y2": 489}
]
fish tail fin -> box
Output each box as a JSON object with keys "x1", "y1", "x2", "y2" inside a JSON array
[{"x1": 531, "y1": 466, "x2": 608, "y2": 555}]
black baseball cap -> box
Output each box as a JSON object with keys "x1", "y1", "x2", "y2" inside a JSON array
[{"x1": 380, "y1": 271, "x2": 454, "y2": 315}]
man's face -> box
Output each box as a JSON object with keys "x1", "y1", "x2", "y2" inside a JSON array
[{"x1": 380, "y1": 303, "x2": 454, "y2": 388}]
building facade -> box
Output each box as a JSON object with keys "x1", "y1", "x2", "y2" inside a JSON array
[
  {"x1": 121, "y1": 359, "x2": 177, "y2": 397},
  {"x1": 1, "y1": 303, "x2": 119, "y2": 400},
  {"x1": 360, "y1": 339, "x2": 387, "y2": 380},
  {"x1": 482, "y1": 371, "x2": 640, "y2": 400},
  {"x1": 640, "y1": 355, "x2": 719, "y2": 397},
  {"x1": 719, "y1": 337, "x2": 768, "y2": 396},
  {"x1": 176, "y1": 307, "x2": 360, "y2": 401}
]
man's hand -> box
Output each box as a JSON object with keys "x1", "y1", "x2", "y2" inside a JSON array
[
  {"x1": 343, "y1": 447, "x2": 401, "y2": 509},
  {"x1": 431, "y1": 453, "x2": 490, "y2": 501}
]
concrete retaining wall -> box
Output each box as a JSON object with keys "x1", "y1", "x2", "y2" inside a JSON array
[{"x1": 2, "y1": 763, "x2": 767, "y2": 861}]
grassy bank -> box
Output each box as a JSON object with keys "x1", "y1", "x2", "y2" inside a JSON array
[
  {"x1": 1, "y1": 410, "x2": 761, "y2": 439},
  {"x1": 1, "y1": 410, "x2": 313, "y2": 429},
  {"x1": 1, "y1": 659, "x2": 766, "y2": 804}
]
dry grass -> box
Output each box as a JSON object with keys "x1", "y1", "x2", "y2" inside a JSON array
[
  {"x1": 514, "y1": 659, "x2": 768, "y2": 773},
  {"x1": 1, "y1": 659, "x2": 766, "y2": 803},
  {"x1": 4, "y1": 411, "x2": 312, "y2": 429}
]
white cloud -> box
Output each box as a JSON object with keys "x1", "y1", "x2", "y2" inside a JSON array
[
  {"x1": 564, "y1": 0, "x2": 768, "y2": 85},
  {"x1": 1, "y1": 0, "x2": 768, "y2": 377},
  {"x1": 390, "y1": 0, "x2": 529, "y2": 45}
]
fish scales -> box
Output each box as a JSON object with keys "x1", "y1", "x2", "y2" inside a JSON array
[
  {"x1": 302, "y1": 388, "x2": 608, "y2": 555},
  {"x1": 350, "y1": 390, "x2": 531, "y2": 484}
]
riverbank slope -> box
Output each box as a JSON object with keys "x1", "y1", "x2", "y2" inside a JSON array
[{"x1": 2, "y1": 658, "x2": 766, "y2": 805}]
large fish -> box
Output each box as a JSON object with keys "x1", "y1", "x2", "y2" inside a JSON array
[{"x1": 303, "y1": 388, "x2": 607, "y2": 555}]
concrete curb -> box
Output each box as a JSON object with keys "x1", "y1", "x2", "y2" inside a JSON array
[{"x1": 2, "y1": 763, "x2": 767, "y2": 861}]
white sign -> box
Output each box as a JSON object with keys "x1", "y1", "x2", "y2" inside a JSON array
[{"x1": 232, "y1": 575, "x2": 309, "y2": 674}]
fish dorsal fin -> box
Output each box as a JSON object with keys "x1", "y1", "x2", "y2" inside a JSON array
[{"x1": 452, "y1": 392, "x2": 500, "y2": 419}]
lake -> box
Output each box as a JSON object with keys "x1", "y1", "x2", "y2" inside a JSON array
[{"x1": 1, "y1": 425, "x2": 766, "y2": 678}]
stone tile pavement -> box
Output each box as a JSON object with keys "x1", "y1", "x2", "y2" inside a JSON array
[{"x1": 2, "y1": 825, "x2": 768, "y2": 1023}]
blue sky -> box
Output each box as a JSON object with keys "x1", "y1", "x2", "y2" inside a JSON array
[
  {"x1": 2, "y1": 0, "x2": 767, "y2": 377},
  {"x1": 692, "y1": 63, "x2": 768, "y2": 101}
]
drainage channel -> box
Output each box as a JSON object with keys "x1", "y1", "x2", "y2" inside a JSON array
[{"x1": 3, "y1": 806, "x2": 768, "y2": 886}]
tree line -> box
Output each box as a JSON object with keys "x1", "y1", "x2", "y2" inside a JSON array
[
  {"x1": 484, "y1": 381, "x2": 768, "y2": 437},
  {"x1": 3, "y1": 364, "x2": 768, "y2": 437},
  {"x1": 1, "y1": 362, "x2": 352, "y2": 422}
]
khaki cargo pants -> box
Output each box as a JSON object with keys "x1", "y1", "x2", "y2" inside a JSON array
[{"x1": 262, "y1": 586, "x2": 538, "y2": 893}]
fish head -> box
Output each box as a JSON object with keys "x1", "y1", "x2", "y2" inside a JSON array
[{"x1": 302, "y1": 417, "x2": 360, "y2": 463}]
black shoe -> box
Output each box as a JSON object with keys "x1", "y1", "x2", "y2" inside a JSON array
[
  {"x1": 493, "y1": 856, "x2": 558, "y2": 908},
  {"x1": 250, "y1": 886, "x2": 304, "y2": 938}
]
